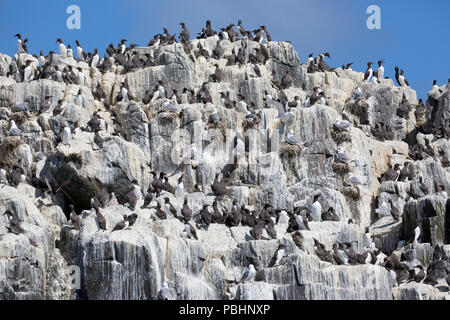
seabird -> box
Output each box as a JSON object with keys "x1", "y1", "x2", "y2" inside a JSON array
[
  {"x1": 313, "y1": 239, "x2": 334, "y2": 264},
  {"x1": 410, "y1": 265, "x2": 426, "y2": 283},
  {"x1": 94, "y1": 205, "x2": 107, "y2": 231},
  {"x1": 23, "y1": 60, "x2": 33, "y2": 82},
  {"x1": 382, "y1": 164, "x2": 400, "y2": 182},
  {"x1": 155, "y1": 202, "x2": 167, "y2": 220},
  {"x1": 334, "y1": 119, "x2": 352, "y2": 131},
  {"x1": 343, "y1": 243, "x2": 358, "y2": 265},
  {"x1": 62, "y1": 126, "x2": 72, "y2": 145},
  {"x1": 157, "y1": 282, "x2": 173, "y2": 300},
  {"x1": 75, "y1": 40, "x2": 85, "y2": 61},
  {"x1": 175, "y1": 175, "x2": 184, "y2": 199},
  {"x1": 212, "y1": 40, "x2": 225, "y2": 59},
  {"x1": 332, "y1": 243, "x2": 348, "y2": 265},
  {"x1": 281, "y1": 69, "x2": 293, "y2": 89},
  {"x1": 377, "y1": 60, "x2": 384, "y2": 81},
  {"x1": 321, "y1": 207, "x2": 339, "y2": 222},
  {"x1": 389, "y1": 201, "x2": 401, "y2": 221},
  {"x1": 294, "y1": 214, "x2": 309, "y2": 231},
  {"x1": 75, "y1": 89, "x2": 83, "y2": 107},
  {"x1": 285, "y1": 130, "x2": 303, "y2": 147},
  {"x1": 127, "y1": 179, "x2": 143, "y2": 210},
  {"x1": 184, "y1": 220, "x2": 198, "y2": 240},
  {"x1": 163, "y1": 99, "x2": 181, "y2": 113},
  {"x1": 335, "y1": 146, "x2": 352, "y2": 163},
  {"x1": 91, "y1": 49, "x2": 99, "y2": 68},
  {"x1": 3, "y1": 209, "x2": 24, "y2": 235},
  {"x1": 112, "y1": 215, "x2": 129, "y2": 232},
  {"x1": 260, "y1": 25, "x2": 272, "y2": 42},
  {"x1": 265, "y1": 222, "x2": 277, "y2": 239},
  {"x1": 66, "y1": 44, "x2": 74, "y2": 59},
  {"x1": 179, "y1": 22, "x2": 190, "y2": 43},
  {"x1": 164, "y1": 197, "x2": 178, "y2": 219},
  {"x1": 250, "y1": 222, "x2": 264, "y2": 240},
  {"x1": 419, "y1": 176, "x2": 429, "y2": 196},
  {"x1": 363, "y1": 62, "x2": 374, "y2": 81},
  {"x1": 9, "y1": 120, "x2": 21, "y2": 137},
  {"x1": 305, "y1": 53, "x2": 314, "y2": 67},
  {"x1": 370, "y1": 71, "x2": 379, "y2": 84},
  {"x1": 14, "y1": 34, "x2": 26, "y2": 54},
  {"x1": 240, "y1": 264, "x2": 256, "y2": 283},
  {"x1": 237, "y1": 20, "x2": 247, "y2": 38},
  {"x1": 271, "y1": 244, "x2": 286, "y2": 267},
  {"x1": 127, "y1": 213, "x2": 138, "y2": 227},
  {"x1": 56, "y1": 38, "x2": 67, "y2": 57},
  {"x1": 310, "y1": 194, "x2": 322, "y2": 222},
  {"x1": 77, "y1": 67, "x2": 85, "y2": 86},
  {"x1": 348, "y1": 172, "x2": 363, "y2": 186},
  {"x1": 93, "y1": 129, "x2": 104, "y2": 150},
  {"x1": 399, "y1": 69, "x2": 410, "y2": 87}
]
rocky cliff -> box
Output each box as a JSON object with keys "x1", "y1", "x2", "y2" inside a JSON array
[{"x1": 0, "y1": 34, "x2": 449, "y2": 300}]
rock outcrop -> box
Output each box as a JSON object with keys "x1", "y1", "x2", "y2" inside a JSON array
[{"x1": 0, "y1": 31, "x2": 449, "y2": 300}]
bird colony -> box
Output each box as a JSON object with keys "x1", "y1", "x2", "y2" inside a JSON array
[{"x1": 0, "y1": 21, "x2": 449, "y2": 300}]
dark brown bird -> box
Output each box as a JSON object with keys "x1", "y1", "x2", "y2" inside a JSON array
[
  {"x1": 94, "y1": 206, "x2": 107, "y2": 231},
  {"x1": 127, "y1": 213, "x2": 138, "y2": 227},
  {"x1": 250, "y1": 221, "x2": 264, "y2": 240},
  {"x1": 313, "y1": 238, "x2": 334, "y2": 264},
  {"x1": 93, "y1": 129, "x2": 103, "y2": 149},
  {"x1": 265, "y1": 222, "x2": 277, "y2": 239},
  {"x1": 292, "y1": 231, "x2": 305, "y2": 251},
  {"x1": 211, "y1": 200, "x2": 224, "y2": 224},
  {"x1": 181, "y1": 197, "x2": 192, "y2": 222},
  {"x1": 398, "y1": 162, "x2": 410, "y2": 182},
  {"x1": 162, "y1": 176, "x2": 175, "y2": 194},
  {"x1": 112, "y1": 215, "x2": 128, "y2": 232},
  {"x1": 164, "y1": 197, "x2": 178, "y2": 218},
  {"x1": 155, "y1": 202, "x2": 167, "y2": 220}
]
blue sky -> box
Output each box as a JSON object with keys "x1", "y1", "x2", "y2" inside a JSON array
[{"x1": 0, "y1": 0, "x2": 448, "y2": 99}]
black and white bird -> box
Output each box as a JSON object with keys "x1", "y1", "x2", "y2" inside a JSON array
[
  {"x1": 91, "y1": 48, "x2": 100, "y2": 68},
  {"x1": 23, "y1": 60, "x2": 33, "y2": 82},
  {"x1": 112, "y1": 215, "x2": 129, "y2": 232},
  {"x1": 3, "y1": 209, "x2": 24, "y2": 235},
  {"x1": 14, "y1": 34, "x2": 26, "y2": 54},
  {"x1": 377, "y1": 60, "x2": 385, "y2": 80},
  {"x1": 62, "y1": 126, "x2": 72, "y2": 145},
  {"x1": 74, "y1": 89, "x2": 83, "y2": 107},
  {"x1": 272, "y1": 244, "x2": 286, "y2": 267},
  {"x1": 364, "y1": 62, "x2": 374, "y2": 81},
  {"x1": 56, "y1": 38, "x2": 67, "y2": 57},
  {"x1": 184, "y1": 221, "x2": 198, "y2": 240},
  {"x1": 240, "y1": 264, "x2": 256, "y2": 283},
  {"x1": 399, "y1": 69, "x2": 410, "y2": 87}
]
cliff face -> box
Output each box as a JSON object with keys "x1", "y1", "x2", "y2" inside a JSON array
[{"x1": 0, "y1": 36, "x2": 449, "y2": 300}]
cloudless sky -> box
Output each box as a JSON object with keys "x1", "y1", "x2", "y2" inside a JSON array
[{"x1": 0, "y1": 0, "x2": 449, "y2": 99}]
